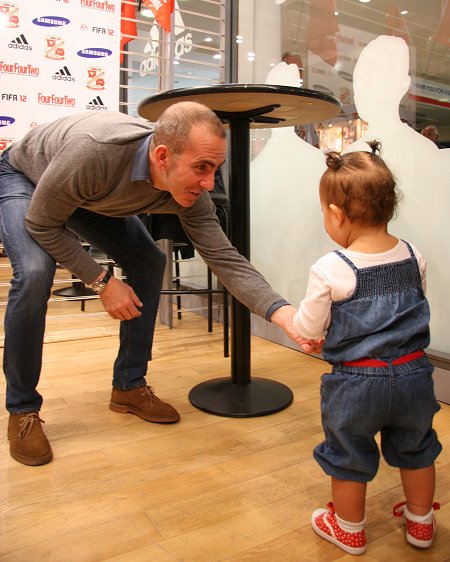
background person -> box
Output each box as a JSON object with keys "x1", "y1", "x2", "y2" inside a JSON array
[
  {"x1": 420, "y1": 124, "x2": 446, "y2": 148},
  {"x1": 281, "y1": 51, "x2": 320, "y2": 148}
]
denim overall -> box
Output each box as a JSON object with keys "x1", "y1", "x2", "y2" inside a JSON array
[{"x1": 314, "y1": 241, "x2": 442, "y2": 482}]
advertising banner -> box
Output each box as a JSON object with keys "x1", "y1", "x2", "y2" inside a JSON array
[
  {"x1": 409, "y1": 78, "x2": 450, "y2": 110},
  {"x1": 0, "y1": 0, "x2": 121, "y2": 151}
]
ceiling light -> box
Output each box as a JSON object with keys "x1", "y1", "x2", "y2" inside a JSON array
[
  {"x1": 335, "y1": 11, "x2": 339, "y2": 16},
  {"x1": 204, "y1": 37, "x2": 213, "y2": 42},
  {"x1": 236, "y1": 35, "x2": 243, "y2": 44},
  {"x1": 358, "y1": 0, "x2": 371, "y2": 3},
  {"x1": 401, "y1": 10, "x2": 408, "y2": 15},
  {"x1": 213, "y1": 53, "x2": 221, "y2": 60}
]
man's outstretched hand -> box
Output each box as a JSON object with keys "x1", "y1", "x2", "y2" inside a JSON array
[{"x1": 270, "y1": 304, "x2": 324, "y2": 355}]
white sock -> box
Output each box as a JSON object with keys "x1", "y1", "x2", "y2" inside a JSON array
[
  {"x1": 335, "y1": 513, "x2": 366, "y2": 533},
  {"x1": 404, "y1": 504, "x2": 433, "y2": 524}
]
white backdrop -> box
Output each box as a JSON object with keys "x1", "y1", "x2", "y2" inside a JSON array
[{"x1": 0, "y1": 0, "x2": 121, "y2": 151}]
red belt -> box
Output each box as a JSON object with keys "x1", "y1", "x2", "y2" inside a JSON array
[{"x1": 343, "y1": 350, "x2": 425, "y2": 368}]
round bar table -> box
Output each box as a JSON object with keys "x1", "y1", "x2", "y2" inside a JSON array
[{"x1": 138, "y1": 84, "x2": 341, "y2": 417}]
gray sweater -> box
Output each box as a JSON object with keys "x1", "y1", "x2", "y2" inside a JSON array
[{"x1": 9, "y1": 111, "x2": 285, "y2": 319}]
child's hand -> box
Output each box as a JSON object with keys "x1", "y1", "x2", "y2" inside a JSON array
[
  {"x1": 270, "y1": 305, "x2": 324, "y2": 355},
  {"x1": 298, "y1": 338, "x2": 324, "y2": 355}
]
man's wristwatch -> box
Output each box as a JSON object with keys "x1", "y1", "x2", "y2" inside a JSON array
[{"x1": 91, "y1": 270, "x2": 112, "y2": 295}]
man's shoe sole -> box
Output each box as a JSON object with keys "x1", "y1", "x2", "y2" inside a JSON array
[
  {"x1": 109, "y1": 401, "x2": 180, "y2": 423},
  {"x1": 10, "y1": 448, "x2": 53, "y2": 466}
]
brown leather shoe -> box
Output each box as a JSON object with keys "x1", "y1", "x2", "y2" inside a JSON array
[
  {"x1": 109, "y1": 386, "x2": 180, "y2": 423},
  {"x1": 8, "y1": 413, "x2": 53, "y2": 466}
]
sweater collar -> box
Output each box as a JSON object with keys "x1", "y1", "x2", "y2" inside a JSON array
[{"x1": 132, "y1": 134, "x2": 152, "y2": 183}]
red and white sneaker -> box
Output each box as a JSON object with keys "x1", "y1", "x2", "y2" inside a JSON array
[
  {"x1": 393, "y1": 501, "x2": 440, "y2": 548},
  {"x1": 312, "y1": 502, "x2": 367, "y2": 555}
]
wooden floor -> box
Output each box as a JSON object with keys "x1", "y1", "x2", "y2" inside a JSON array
[{"x1": 0, "y1": 309, "x2": 449, "y2": 561}]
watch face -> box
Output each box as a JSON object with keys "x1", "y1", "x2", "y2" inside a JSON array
[
  {"x1": 92, "y1": 271, "x2": 110, "y2": 294},
  {"x1": 92, "y1": 282, "x2": 102, "y2": 294}
]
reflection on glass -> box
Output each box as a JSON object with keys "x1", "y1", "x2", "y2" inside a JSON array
[{"x1": 238, "y1": 0, "x2": 449, "y2": 146}]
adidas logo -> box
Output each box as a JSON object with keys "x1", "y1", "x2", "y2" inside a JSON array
[
  {"x1": 8, "y1": 34, "x2": 32, "y2": 50},
  {"x1": 53, "y1": 66, "x2": 75, "y2": 82},
  {"x1": 86, "y1": 95, "x2": 106, "y2": 110}
]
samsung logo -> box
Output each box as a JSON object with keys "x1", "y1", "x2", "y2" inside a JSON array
[
  {"x1": 0, "y1": 116, "x2": 15, "y2": 127},
  {"x1": 77, "y1": 48, "x2": 112, "y2": 59},
  {"x1": 32, "y1": 16, "x2": 70, "y2": 27}
]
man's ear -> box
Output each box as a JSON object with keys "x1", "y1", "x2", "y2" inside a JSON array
[
  {"x1": 329, "y1": 204, "x2": 346, "y2": 226},
  {"x1": 153, "y1": 144, "x2": 169, "y2": 170}
]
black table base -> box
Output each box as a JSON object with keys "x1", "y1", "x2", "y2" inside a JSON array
[
  {"x1": 53, "y1": 285, "x2": 96, "y2": 298},
  {"x1": 189, "y1": 377, "x2": 293, "y2": 418},
  {"x1": 187, "y1": 109, "x2": 295, "y2": 417}
]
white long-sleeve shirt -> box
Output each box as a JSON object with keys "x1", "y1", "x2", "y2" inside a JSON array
[{"x1": 293, "y1": 240, "x2": 427, "y2": 340}]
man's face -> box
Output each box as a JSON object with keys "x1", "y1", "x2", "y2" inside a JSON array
[{"x1": 162, "y1": 124, "x2": 227, "y2": 207}]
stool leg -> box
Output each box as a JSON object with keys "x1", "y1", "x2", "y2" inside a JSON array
[
  {"x1": 175, "y1": 247, "x2": 182, "y2": 320},
  {"x1": 81, "y1": 283, "x2": 86, "y2": 312},
  {"x1": 223, "y1": 288, "x2": 229, "y2": 358},
  {"x1": 207, "y1": 267, "x2": 213, "y2": 333},
  {"x1": 157, "y1": 239, "x2": 174, "y2": 328}
]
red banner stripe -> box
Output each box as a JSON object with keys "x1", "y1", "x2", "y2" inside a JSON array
[{"x1": 408, "y1": 93, "x2": 450, "y2": 109}]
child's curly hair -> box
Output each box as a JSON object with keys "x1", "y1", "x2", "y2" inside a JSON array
[{"x1": 320, "y1": 141, "x2": 402, "y2": 225}]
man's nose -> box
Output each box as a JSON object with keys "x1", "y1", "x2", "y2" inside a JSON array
[{"x1": 199, "y1": 173, "x2": 215, "y2": 191}]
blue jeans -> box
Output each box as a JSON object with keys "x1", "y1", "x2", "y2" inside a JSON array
[
  {"x1": 0, "y1": 150, "x2": 166, "y2": 413},
  {"x1": 314, "y1": 356, "x2": 442, "y2": 482}
]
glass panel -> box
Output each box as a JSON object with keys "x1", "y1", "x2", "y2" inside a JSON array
[{"x1": 238, "y1": 0, "x2": 450, "y2": 356}]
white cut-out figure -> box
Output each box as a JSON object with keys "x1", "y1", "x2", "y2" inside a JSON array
[
  {"x1": 343, "y1": 36, "x2": 439, "y2": 158},
  {"x1": 344, "y1": 35, "x2": 450, "y2": 352},
  {"x1": 250, "y1": 62, "x2": 332, "y2": 306}
]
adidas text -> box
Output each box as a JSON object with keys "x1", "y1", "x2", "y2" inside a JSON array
[
  {"x1": 53, "y1": 74, "x2": 74, "y2": 81},
  {"x1": 8, "y1": 43, "x2": 32, "y2": 50}
]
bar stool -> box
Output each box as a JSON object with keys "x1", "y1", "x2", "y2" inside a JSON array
[{"x1": 147, "y1": 191, "x2": 230, "y2": 358}]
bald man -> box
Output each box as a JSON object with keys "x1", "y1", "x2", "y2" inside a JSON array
[
  {"x1": 421, "y1": 125, "x2": 445, "y2": 148},
  {"x1": 0, "y1": 102, "x2": 300, "y2": 465}
]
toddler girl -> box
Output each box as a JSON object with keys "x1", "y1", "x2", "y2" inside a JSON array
[{"x1": 293, "y1": 141, "x2": 442, "y2": 555}]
